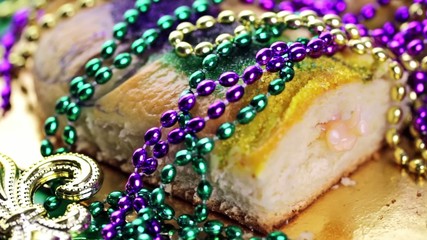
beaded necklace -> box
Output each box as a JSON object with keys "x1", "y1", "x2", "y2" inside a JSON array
[{"x1": 4, "y1": 0, "x2": 427, "y2": 239}]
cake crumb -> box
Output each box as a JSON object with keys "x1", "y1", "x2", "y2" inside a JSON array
[
  {"x1": 331, "y1": 184, "x2": 340, "y2": 190},
  {"x1": 340, "y1": 177, "x2": 356, "y2": 187},
  {"x1": 296, "y1": 231, "x2": 314, "y2": 240},
  {"x1": 417, "y1": 192, "x2": 422, "y2": 197},
  {"x1": 391, "y1": 199, "x2": 396, "y2": 204}
]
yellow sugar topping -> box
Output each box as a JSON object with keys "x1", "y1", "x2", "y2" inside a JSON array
[{"x1": 212, "y1": 53, "x2": 377, "y2": 177}]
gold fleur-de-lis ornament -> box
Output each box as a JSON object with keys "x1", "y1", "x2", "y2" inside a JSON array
[{"x1": 0, "y1": 153, "x2": 103, "y2": 240}]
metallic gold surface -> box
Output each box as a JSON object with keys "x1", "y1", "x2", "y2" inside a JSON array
[
  {"x1": 0, "y1": 0, "x2": 29, "y2": 18},
  {"x1": 1, "y1": 80, "x2": 426, "y2": 239}
]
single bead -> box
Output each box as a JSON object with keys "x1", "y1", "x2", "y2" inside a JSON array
[
  {"x1": 197, "y1": 137, "x2": 215, "y2": 154},
  {"x1": 126, "y1": 172, "x2": 143, "y2": 193},
  {"x1": 319, "y1": 32, "x2": 333, "y2": 46},
  {"x1": 69, "y1": 77, "x2": 85, "y2": 97},
  {"x1": 144, "y1": 127, "x2": 161, "y2": 145},
  {"x1": 107, "y1": 191, "x2": 125, "y2": 207},
  {"x1": 178, "y1": 93, "x2": 196, "y2": 111},
  {"x1": 142, "y1": 157, "x2": 158, "y2": 174},
  {"x1": 158, "y1": 204, "x2": 175, "y2": 220},
  {"x1": 360, "y1": 4, "x2": 376, "y2": 20},
  {"x1": 269, "y1": 79, "x2": 286, "y2": 95},
  {"x1": 151, "y1": 187, "x2": 166, "y2": 206},
  {"x1": 194, "y1": 204, "x2": 208, "y2": 222},
  {"x1": 208, "y1": 101, "x2": 226, "y2": 119},
  {"x1": 132, "y1": 148, "x2": 147, "y2": 168},
  {"x1": 161, "y1": 164, "x2": 176, "y2": 184},
  {"x1": 89, "y1": 201, "x2": 104, "y2": 217},
  {"x1": 289, "y1": 46, "x2": 306, "y2": 62},
  {"x1": 161, "y1": 110, "x2": 178, "y2": 128},
  {"x1": 110, "y1": 209, "x2": 126, "y2": 226},
  {"x1": 250, "y1": 94, "x2": 268, "y2": 112},
  {"x1": 242, "y1": 65, "x2": 263, "y2": 84},
  {"x1": 217, "y1": 41, "x2": 233, "y2": 57},
  {"x1": 395, "y1": 6, "x2": 410, "y2": 23},
  {"x1": 44, "y1": 196, "x2": 61, "y2": 211},
  {"x1": 266, "y1": 56, "x2": 285, "y2": 72},
  {"x1": 218, "y1": 71, "x2": 239, "y2": 87},
  {"x1": 175, "y1": 149, "x2": 192, "y2": 166},
  {"x1": 63, "y1": 125, "x2": 77, "y2": 145},
  {"x1": 122, "y1": 222, "x2": 135, "y2": 238},
  {"x1": 157, "y1": 15, "x2": 175, "y2": 31},
  {"x1": 255, "y1": 27, "x2": 271, "y2": 43},
  {"x1": 77, "y1": 83, "x2": 95, "y2": 101},
  {"x1": 101, "y1": 40, "x2": 117, "y2": 59},
  {"x1": 225, "y1": 226, "x2": 243, "y2": 239},
  {"x1": 238, "y1": 10, "x2": 257, "y2": 26},
  {"x1": 197, "y1": 180, "x2": 213, "y2": 200},
  {"x1": 131, "y1": 38, "x2": 147, "y2": 56},
  {"x1": 41, "y1": 139, "x2": 54, "y2": 157},
  {"x1": 186, "y1": 117, "x2": 206, "y2": 133},
  {"x1": 256, "y1": 48, "x2": 273, "y2": 65},
  {"x1": 153, "y1": 141, "x2": 169, "y2": 158},
  {"x1": 95, "y1": 67, "x2": 113, "y2": 84},
  {"x1": 178, "y1": 214, "x2": 196, "y2": 227},
  {"x1": 118, "y1": 195, "x2": 133, "y2": 212},
  {"x1": 204, "y1": 220, "x2": 224, "y2": 236},
  {"x1": 65, "y1": 102, "x2": 81, "y2": 122},
  {"x1": 218, "y1": 10, "x2": 236, "y2": 24},
  {"x1": 267, "y1": 231, "x2": 288, "y2": 240},
  {"x1": 197, "y1": 80, "x2": 216, "y2": 96},
  {"x1": 217, "y1": 122, "x2": 235, "y2": 140},
  {"x1": 192, "y1": 0, "x2": 210, "y2": 13},
  {"x1": 142, "y1": 28, "x2": 159, "y2": 45},
  {"x1": 234, "y1": 32, "x2": 252, "y2": 47},
  {"x1": 271, "y1": 41, "x2": 289, "y2": 56},
  {"x1": 408, "y1": 71, "x2": 427, "y2": 95},
  {"x1": 185, "y1": 133, "x2": 197, "y2": 150},
  {"x1": 377, "y1": 0, "x2": 390, "y2": 5},
  {"x1": 102, "y1": 223, "x2": 117, "y2": 239},
  {"x1": 135, "y1": 0, "x2": 151, "y2": 13},
  {"x1": 124, "y1": 9, "x2": 139, "y2": 24},
  {"x1": 407, "y1": 39, "x2": 424, "y2": 56},
  {"x1": 226, "y1": 85, "x2": 245, "y2": 102},
  {"x1": 44, "y1": 116, "x2": 59, "y2": 136},
  {"x1": 55, "y1": 147, "x2": 68, "y2": 154},
  {"x1": 167, "y1": 128, "x2": 186, "y2": 144},
  {"x1": 180, "y1": 226, "x2": 199, "y2": 240},
  {"x1": 178, "y1": 112, "x2": 192, "y2": 128},
  {"x1": 237, "y1": 106, "x2": 256, "y2": 124},
  {"x1": 113, "y1": 22, "x2": 128, "y2": 40},
  {"x1": 189, "y1": 70, "x2": 206, "y2": 88},
  {"x1": 114, "y1": 53, "x2": 132, "y2": 69},
  {"x1": 307, "y1": 38, "x2": 325, "y2": 58},
  {"x1": 85, "y1": 58, "x2": 102, "y2": 77},
  {"x1": 202, "y1": 54, "x2": 219, "y2": 70},
  {"x1": 139, "y1": 207, "x2": 155, "y2": 222},
  {"x1": 192, "y1": 157, "x2": 208, "y2": 175},
  {"x1": 174, "y1": 6, "x2": 191, "y2": 21},
  {"x1": 133, "y1": 196, "x2": 147, "y2": 212},
  {"x1": 195, "y1": 42, "x2": 214, "y2": 57}
]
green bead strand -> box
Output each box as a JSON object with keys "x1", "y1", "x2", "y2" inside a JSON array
[
  {"x1": 77, "y1": 83, "x2": 95, "y2": 101},
  {"x1": 88, "y1": 201, "x2": 105, "y2": 217},
  {"x1": 95, "y1": 67, "x2": 113, "y2": 84},
  {"x1": 113, "y1": 22, "x2": 128, "y2": 40},
  {"x1": 160, "y1": 164, "x2": 176, "y2": 184},
  {"x1": 177, "y1": 214, "x2": 196, "y2": 227},
  {"x1": 135, "y1": 0, "x2": 151, "y2": 13},
  {"x1": 192, "y1": 0, "x2": 209, "y2": 13},
  {"x1": 235, "y1": 32, "x2": 252, "y2": 47},
  {"x1": 194, "y1": 204, "x2": 208, "y2": 222},
  {"x1": 150, "y1": 187, "x2": 166, "y2": 206},
  {"x1": 237, "y1": 106, "x2": 256, "y2": 124},
  {"x1": 40, "y1": 139, "x2": 54, "y2": 157},
  {"x1": 268, "y1": 79, "x2": 286, "y2": 95},
  {"x1": 197, "y1": 180, "x2": 213, "y2": 200},
  {"x1": 114, "y1": 53, "x2": 132, "y2": 69},
  {"x1": 44, "y1": 116, "x2": 59, "y2": 136},
  {"x1": 100, "y1": 40, "x2": 117, "y2": 59},
  {"x1": 216, "y1": 122, "x2": 235, "y2": 140},
  {"x1": 279, "y1": 66, "x2": 295, "y2": 82},
  {"x1": 174, "y1": 6, "x2": 191, "y2": 21},
  {"x1": 157, "y1": 15, "x2": 175, "y2": 31},
  {"x1": 184, "y1": 133, "x2": 196, "y2": 149},
  {"x1": 85, "y1": 58, "x2": 102, "y2": 77},
  {"x1": 142, "y1": 28, "x2": 159, "y2": 45},
  {"x1": 189, "y1": 70, "x2": 205, "y2": 88},
  {"x1": 66, "y1": 102, "x2": 81, "y2": 122},
  {"x1": 202, "y1": 54, "x2": 219, "y2": 70},
  {"x1": 106, "y1": 191, "x2": 125, "y2": 207},
  {"x1": 250, "y1": 94, "x2": 268, "y2": 112},
  {"x1": 63, "y1": 125, "x2": 77, "y2": 145},
  {"x1": 225, "y1": 226, "x2": 243, "y2": 240},
  {"x1": 158, "y1": 204, "x2": 175, "y2": 220},
  {"x1": 175, "y1": 149, "x2": 193, "y2": 166},
  {"x1": 217, "y1": 41, "x2": 233, "y2": 57},
  {"x1": 55, "y1": 96, "x2": 71, "y2": 114},
  {"x1": 204, "y1": 220, "x2": 224, "y2": 236},
  {"x1": 124, "y1": 9, "x2": 139, "y2": 24},
  {"x1": 267, "y1": 231, "x2": 288, "y2": 240},
  {"x1": 131, "y1": 38, "x2": 147, "y2": 56},
  {"x1": 44, "y1": 196, "x2": 62, "y2": 211},
  {"x1": 196, "y1": 137, "x2": 215, "y2": 154},
  {"x1": 69, "y1": 76, "x2": 85, "y2": 97},
  {"x1": 192, "y1": 156, "x2": 208, "y2": 175},
  {"x1": 255, "y1": 27, "x2": 271, "y2": 43},
  {"x1": 180, "y1": 226, "x2": 199, "y2": 240}
]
